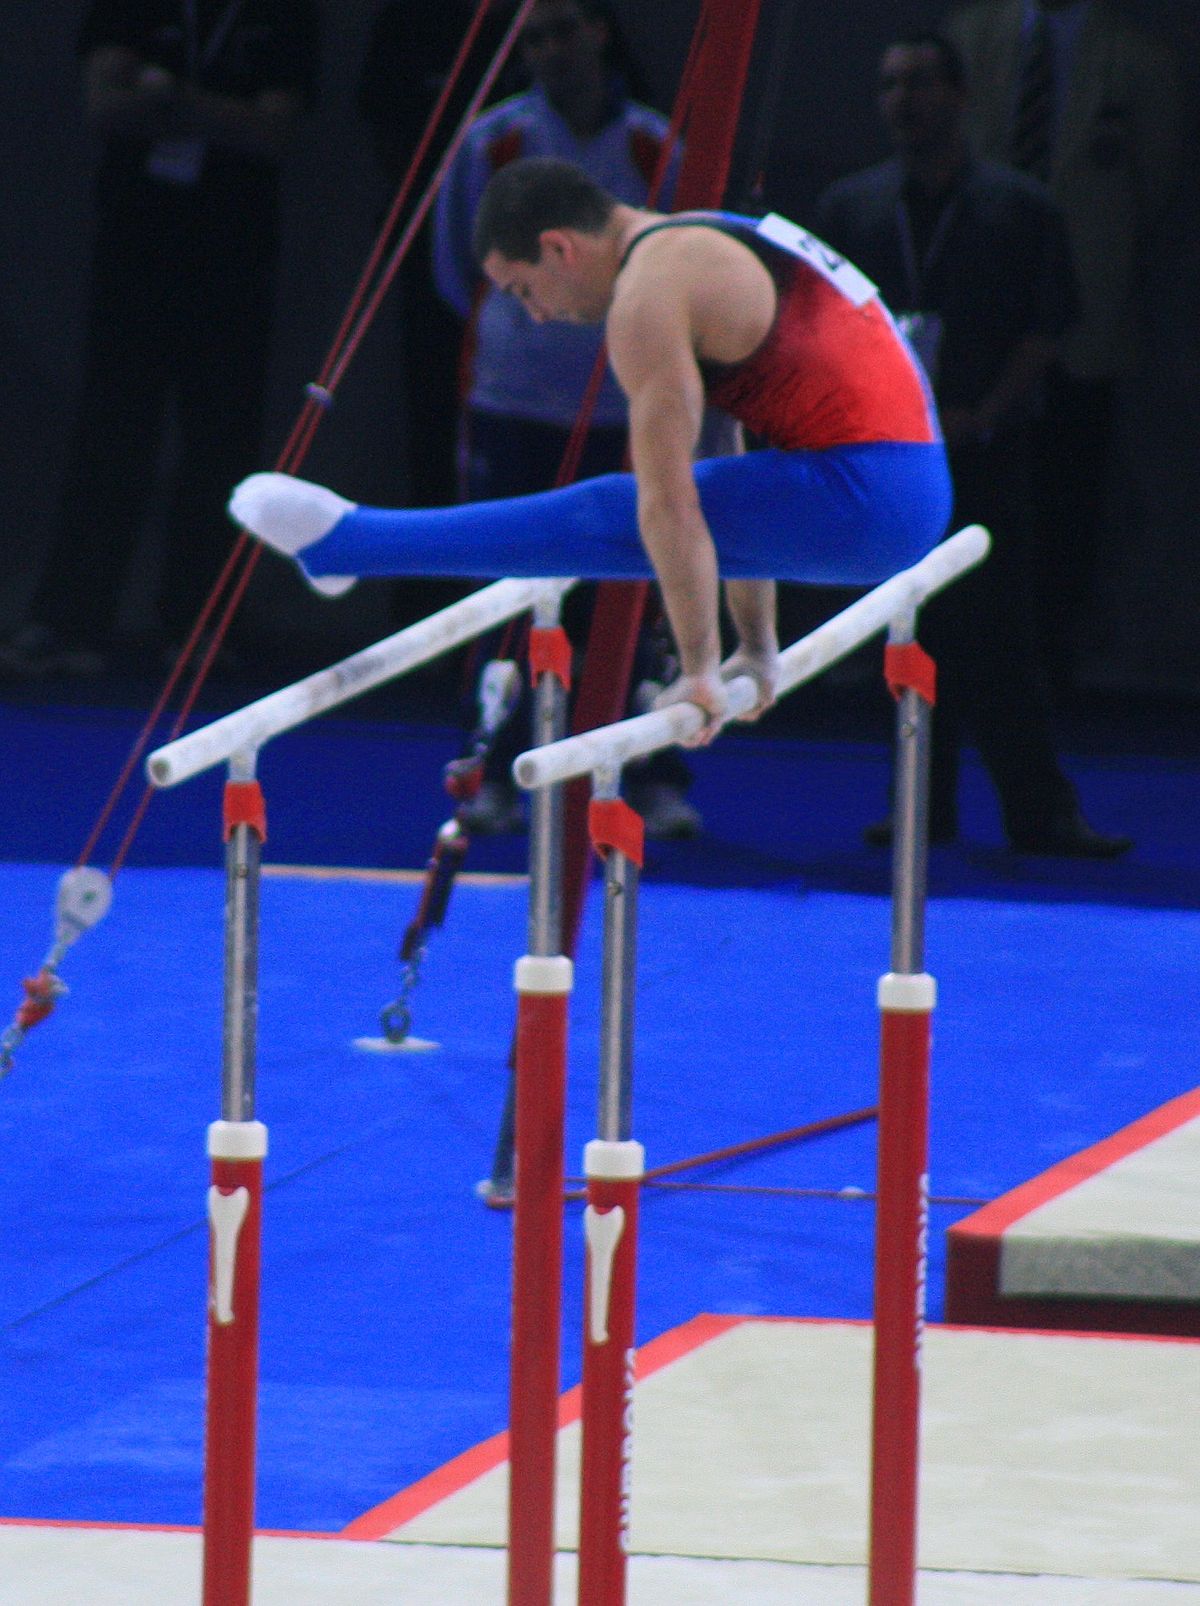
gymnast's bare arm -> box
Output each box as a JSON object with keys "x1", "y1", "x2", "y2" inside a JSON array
[{"x1": 606, "y1": 226, "x2": 779, "y2": 740}]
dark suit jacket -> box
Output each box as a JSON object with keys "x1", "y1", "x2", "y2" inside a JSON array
[{"x1": 813, "y1": 157, "x2": 1076, "y2": 424}]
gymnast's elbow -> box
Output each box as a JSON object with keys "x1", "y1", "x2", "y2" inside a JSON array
[{"x1": 636, "y1": 482, "x2": 710, "y2": 551}]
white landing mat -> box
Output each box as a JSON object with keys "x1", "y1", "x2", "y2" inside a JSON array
[
  {"x1": 999, "y1": 1099, "x2": 1200, "y2": 1301},
  {"x1": 4, "y1": 1317, "x2": 1199, "y2": 1604},
  {"x1": 1, "y1": 1526, "x2": 1198, "y2": 1606},
  {"x1": 385, "y1": 1317, "x2": 1200, "y2": 1584}
]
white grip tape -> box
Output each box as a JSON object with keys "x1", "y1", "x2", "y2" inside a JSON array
[
  {"x1": 208, "y1": 1119, "x2": 269, "y2": 1161},
  {"x1": 584, "y1": 1139, "x2": 645, "y2": 1181},
  {"x1": 877, "y1": 972, "x2": 936, "y2": 1013},
  {"x1": 514, "y1": 955, "x2": 574, "y2": 995}
]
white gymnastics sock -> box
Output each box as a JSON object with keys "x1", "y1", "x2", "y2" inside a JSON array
[{"x1": 228, "y1": 472, "x2": 358, "y2": 597}]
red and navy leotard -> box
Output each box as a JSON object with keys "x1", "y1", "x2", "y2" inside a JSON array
[{"x1": 618, "y1": 210, "x2": 941, "y2": 452}]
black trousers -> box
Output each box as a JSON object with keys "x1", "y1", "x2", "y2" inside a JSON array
[
  {"x1": 1029, "y1": 364, "x2": 1117, "y2": 696},
  {"x1": 919, "y1": 427, "x2": 1078, "y2": 839},
  {"x1": 34, "y1": 201, "x2": 274, "y2": 648}
]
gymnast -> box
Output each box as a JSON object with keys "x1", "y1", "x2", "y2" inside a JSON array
[{"x1": 231, "y1": 156, "x2": 952, "y2": 743}]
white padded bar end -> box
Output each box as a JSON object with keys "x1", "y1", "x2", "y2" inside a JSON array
[
  {"x1": 514, "y1": 955, "x2": 574, "y2": 994},
  {"x1": 208, "y1": 1120, "x2": 269, "y2": 1160},
  {"x1": 878, "y1": 972, "x2": 937, "y2": 1012},
  {"x1": 585, "y1": 1139, "x2": 646, "y2": 1180}
]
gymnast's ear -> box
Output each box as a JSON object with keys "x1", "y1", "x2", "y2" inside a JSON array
[{"x1": 537, "y1": 228, "x2": 577, "y2": 268}]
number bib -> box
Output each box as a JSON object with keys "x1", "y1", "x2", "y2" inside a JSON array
[{"x1": 756, "y1": 213, "x2": 879, "y2": 307}]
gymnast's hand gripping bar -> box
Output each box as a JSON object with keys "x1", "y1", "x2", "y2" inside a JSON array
[
  {"x1": 145, "y1": 576, "x2": 578, "y2": 790},
  {"x1": 512, "y1": 526, "x2": 990, "y2": 791}
]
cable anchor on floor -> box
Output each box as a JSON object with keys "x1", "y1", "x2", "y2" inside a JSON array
[
  {"x1": 0, "y1": 866, "x2": 113, "y2": 1077},
  {"x1": 379, "y1": 817, "x2": 469, "y2": 1043}
]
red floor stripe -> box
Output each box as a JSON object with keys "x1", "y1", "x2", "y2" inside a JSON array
[{"x1": 340, "y1": 1312, "x2": 743, "y2": 1540}]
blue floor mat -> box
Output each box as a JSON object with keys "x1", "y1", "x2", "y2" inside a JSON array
[
  {"x1": 0, "y1": 697, "x2": 1194, "y2": 906},
  {"x1": 2, "y1": 864, "x2": 1197, "y2": 1530}
]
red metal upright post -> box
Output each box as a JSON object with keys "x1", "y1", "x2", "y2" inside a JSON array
[
  {"x1": 508, "y1": 615, "x2": 571, "y2": 1606},
  {"x1": 203, "y1": 766, "x2": 268, "y2": 1606},
  {"x1": 203, "y1": 1119, "x2": 267, "y2": 1606},
  {"x1": 578, "y1": 1135, "x2": 643, "y2": 1606},
  {"x1": 577, "y1": 787, "x2": 644, "y2": 1606},
  {"x1": 868, "y1": 636, "x2": 937, "y2": 1606},
  {"x1": 508, "y1": 956, "x2": 572, "y2": 1606}
]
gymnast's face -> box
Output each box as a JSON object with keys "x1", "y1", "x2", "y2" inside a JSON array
[{"x1": 483, "y1": 232, "x2": 609, "y2": 325}]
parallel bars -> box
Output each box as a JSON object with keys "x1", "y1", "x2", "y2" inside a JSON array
[{"x1": 146, "y1": 526, "x2": 989, "y2": 1606}]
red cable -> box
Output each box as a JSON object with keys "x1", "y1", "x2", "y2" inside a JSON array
[
  {"x1": 277, "y1": 0, "x2": 503, "y2": 471},
  {"x1": 71, "y1": 0, "x2": 536, "y2": 882},
  {"x1": 75, "y1": 535, "x2": 254, "y2": 871},
  {"x1": 320, "y1": 0, "x2": 540, "y2": 400},
  {"x1": 106, "y1": 545, "x2": 266, "y2": 877}
]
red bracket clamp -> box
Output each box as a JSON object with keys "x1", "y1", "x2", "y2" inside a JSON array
[
  {"x1": 529, "y1": 626, "x2": 572, "y2": 690},
  {"x1": 16, "y1": 970, "x2": 63, "y2": 1031},
  {"x1": 588, "y1": 797, "x2": 645, "y2": 868},
  {"x1": 884, "y1": 641, "x2": 937, "y2": 707},
  {"x1": 445, "y1": 756, "x2": 484, "y2": 802},
  {"x1": 222, "y1": 780, "x2": 267, "y2": 843}
]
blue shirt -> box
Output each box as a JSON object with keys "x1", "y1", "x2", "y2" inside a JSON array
[{"x1": 432, "y1": 83, "x2": 679, "y2": 427}]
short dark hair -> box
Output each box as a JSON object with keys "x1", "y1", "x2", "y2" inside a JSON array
[
  {"x1": 884, "y1": 32, "x2": 967, "y2": 91},
  {"x1": 472, "y1": 157, "x2": 617, "y2": 265}
]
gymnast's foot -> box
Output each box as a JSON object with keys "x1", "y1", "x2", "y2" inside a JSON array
[{"x1": 228, "y1": 472, "x2": 358, "y2": 597}]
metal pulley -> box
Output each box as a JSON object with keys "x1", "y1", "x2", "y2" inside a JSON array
[{"x1": 1, "y1": 866, "x2": 114, "y2": 1077}]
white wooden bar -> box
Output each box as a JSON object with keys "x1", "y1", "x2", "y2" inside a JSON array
[
  {"x1": 147, "y1": 577, "x2": 577, "y2": 789},
  {"x1": 512, "y1": 527, "x2": 990, "y2": 792}
]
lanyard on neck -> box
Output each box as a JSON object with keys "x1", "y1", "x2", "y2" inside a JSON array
[
  {"x1": 896, "y1": 190, "x2": 961, "y2": 306},
  {"x1": 180, "y1": 0, "x2": 248, "y2": 79}
]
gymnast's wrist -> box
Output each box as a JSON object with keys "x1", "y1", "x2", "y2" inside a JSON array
[{"x1": 680, "y1": 650, "x2": 721, "y2": 681}]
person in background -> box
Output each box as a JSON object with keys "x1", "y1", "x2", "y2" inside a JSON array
[
  {"x1": 0, "y1": 0, "x2": 320, "y2": 679},
  {"x1": 431, "y1": 0, "x2": 701, "y2": 840},
  {"x1": 941, "y1": 0, "x2": 1185, "y2": 697},
  {"x1": 814, "y1": 32, "x2": 1130, "y2": 856},
  {"x1": 356, "y1": 1, "x2": 517, "y2": 515}
]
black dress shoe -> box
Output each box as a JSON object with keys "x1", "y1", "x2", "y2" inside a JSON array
[
  {"x1": 864, "y1": 816, "x2": 957, "y2": 848},
  {"x1": 1008, "y1": 814, "x2": 1132, "y2": 859}
]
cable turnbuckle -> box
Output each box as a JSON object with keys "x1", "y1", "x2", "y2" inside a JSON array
[{"x1": 0, "y1": 969, "x2": 68, "y2": 1077}]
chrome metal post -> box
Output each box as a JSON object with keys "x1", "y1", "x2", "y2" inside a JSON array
[
  {"x1": 528, "y1": 596, "x2": 567, "y2": 958},
  {"x1": 889, "y1": 615, "x2": 931, "y2": 975},
  {"x1": 593, "y1": 766, "x2": 638, "y2": 1144},
  {"x1": 222, "y1": 750, "x2": 262, "y2": 1124}
]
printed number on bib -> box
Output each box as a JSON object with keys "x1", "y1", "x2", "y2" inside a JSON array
[{"x1": 757, "y1": 214, "x2": 878, "y2": 307}]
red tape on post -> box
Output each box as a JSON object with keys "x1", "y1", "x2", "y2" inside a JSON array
[
  {"x1": 884, "y1": 642, "x2": 937, "y2": 707},
  {"x1": 588, "y1": 798, "x2": 644, "y2": 868},
  {"x1": 529, "y1": 626, "x2": 571, "y2": 690},
  {"x1": 222, "y1": 781, "x2": 267, "y2": 843}
]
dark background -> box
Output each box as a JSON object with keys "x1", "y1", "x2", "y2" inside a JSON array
[{"x1": 3, "y1": 0, "x2": 1198, "y2": 700}]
